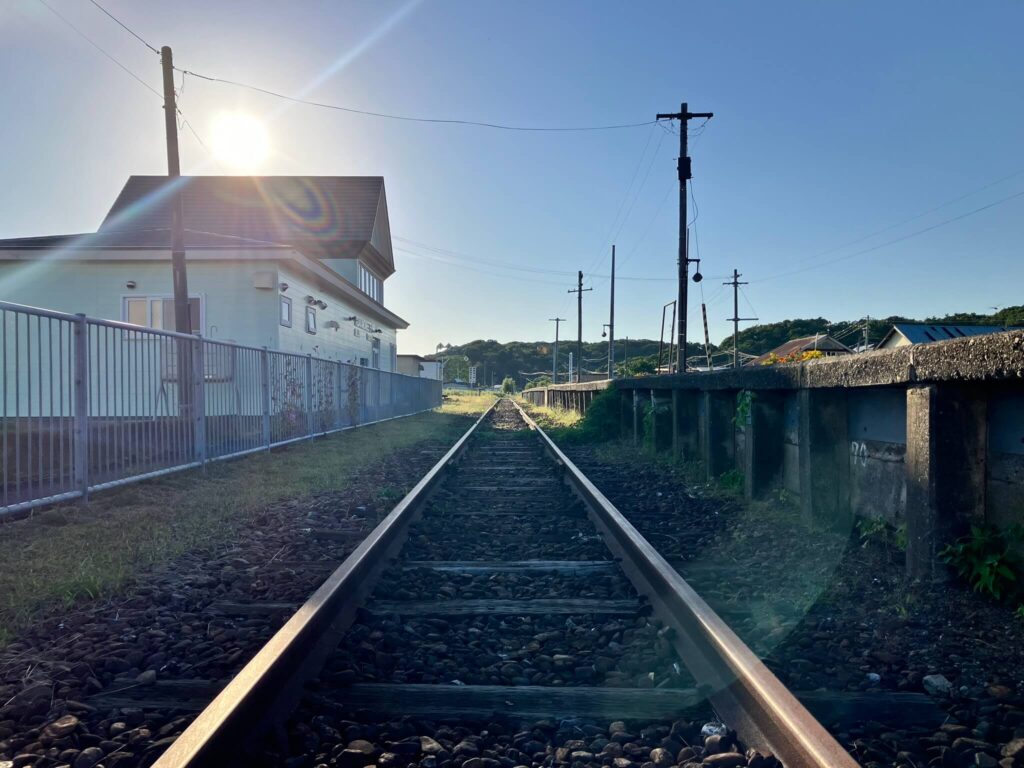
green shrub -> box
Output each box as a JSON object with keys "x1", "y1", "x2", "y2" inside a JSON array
[
  {"x1": 940, "y1": 524, "x2": 1022, "y2": 602},
  {"x1": 501, "y1": 377, "x2": 516, "y2": 394},
  {"x1": 717, "y1": 468, "x2": 744, "y2": 493},
  {"x1": 546, "y1": 389, "x2": 621, "y2": 444},
  {"x1": 856, "y1": 517, "x2": 907, "y2": 551}
]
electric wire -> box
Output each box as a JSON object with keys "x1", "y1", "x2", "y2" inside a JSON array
[
  {"x1": 35, "y1": 0, "x2": 161, "y2": 99},
  {"x1": 174, "y1": 67, "x2": 657, "y2": 132},
  {"x1": 80, "y1": 0, "x2": 657, "y2": 133},
  {"x1": 584, "y1": 123, "x2": 658, "y2": 277},
  {"x1": 86, "y1": 0, "x2": 160, "y2": 55},
  {"x1": 756, "y1": 187, "x2": 1024, "y2": 283},
  {"x1": 775, "y1": 168, "x2": 1024, "y2": 274}
]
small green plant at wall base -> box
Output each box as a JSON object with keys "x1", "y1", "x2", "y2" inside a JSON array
[
  {"x1": 1016, "y1": 604, "x2": 1024, "y2": 621},
  {"x1": 717, "y1": 469, "x2": 744, "y2": 493},
  {"x1": 940, "y1": 524, "x2": 1022, "y2": 602},
  {"x1": 856, "y1": 517, "x2": 907, "y2": 551}
]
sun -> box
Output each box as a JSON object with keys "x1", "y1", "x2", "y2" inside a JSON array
[{"x1": 210, "y1": 112, "x2": 270, "y2": 171}]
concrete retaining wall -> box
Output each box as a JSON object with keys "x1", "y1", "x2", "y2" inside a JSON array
[{"x1": 523, "y1": 330, "x2": 1024, "y2": 576}]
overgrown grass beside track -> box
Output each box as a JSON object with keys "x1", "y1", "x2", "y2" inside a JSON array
[
  {"x1": 0, "y1": 408, "x2": 475, "y2": 647},
  {"x1": 440, "y1": 389, "x2": 499, "y2": 416}
]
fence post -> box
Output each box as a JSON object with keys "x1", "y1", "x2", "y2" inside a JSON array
[
  {"x1": 339, "y1": 362, "x2": 348, "y2": 430},
  {"x1": 192, "y1": 337, "x2": 207, "y2": 469},
  {"x1": 305, "y1": 354, "x2": 314, "y2": 438},
  {"x1": 72, "y1": 313, "x2": 90, "y2": 502},
  {"x1": 260, "y1": 347, "x2": 271, "y2": 448}
]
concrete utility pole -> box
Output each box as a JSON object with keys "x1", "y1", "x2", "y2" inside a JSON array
[
  {"x1": 724, "y1": 269, "x2": 757, "y2": 368},
  {"x1": 608, "y1": 245, "x2": 616, "y2": 379},
  {"x1": 548, "y1": 317, "x2": 565, "y2": 384},
  {"x1": 567, "y1": 271, "x2": 592, "y2": 383},
  {"x1": 160, "y1": 46, "x2": 191, "y2": 336},
  {"x1": 656, "y1": 102, "x2": 712, "y2": 374}
]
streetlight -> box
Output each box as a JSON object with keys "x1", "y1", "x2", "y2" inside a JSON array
[{"x1": 601, "y1": 323, "x2": 614, "y2": 379}]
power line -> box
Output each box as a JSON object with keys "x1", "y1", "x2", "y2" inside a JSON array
[
  {"x1": 35, "y1": 0, "x2": 161, "y2": 99},
  {"x1": 756, "y1": 187, "x2": 1024, "y2": 283},
  {"x1": 775, "y1": 168, "x2": 1024, "y2": 274},
  {"x1": 173, "y1": 67, "x2": 656, "y2": 132},
  {"x1": 85, "y1": 0, "x2": 160, "y2": 55},
  {"x1": 76, "y1": 0, "x2": 658, "y2": 134}
]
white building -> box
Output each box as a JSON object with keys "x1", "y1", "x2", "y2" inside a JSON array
[
  {"x1": 397, "y1": 354, "x2": 442, "y2": 379},
  {"x1": 0, "y1": 175, "x2": 408, "y2": 370}
]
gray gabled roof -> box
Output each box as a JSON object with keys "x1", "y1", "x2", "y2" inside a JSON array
[
  {"x1": 749, "y1": 334, "x2": 852, "y2": 365},
  {"x1": 98, "y1": 176, "x2": 395, "y2": 276},
  {"x1": 880, "y1": 323, "x2": 1019, "y2": 346}
]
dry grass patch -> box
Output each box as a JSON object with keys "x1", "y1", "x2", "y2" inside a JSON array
[
  {"x1": 439, "y1": 389, "x2": 498, "y2": 416},
  {"x1": 0, "y1": 411, "x2": 473, "y2": 646}
]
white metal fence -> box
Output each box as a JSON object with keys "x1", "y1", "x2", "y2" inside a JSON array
[{"x1": 0, "y1": 300, "x2": 442, "y2": 518}]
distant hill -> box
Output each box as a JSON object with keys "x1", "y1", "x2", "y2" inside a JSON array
[{"x1": 437, "y1": 305, "x2": 1023, "y2": 386}]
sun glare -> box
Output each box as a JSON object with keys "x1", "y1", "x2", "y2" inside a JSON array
[{"x1": 210, "y1": 112, "x2": 270, "y2": 171}]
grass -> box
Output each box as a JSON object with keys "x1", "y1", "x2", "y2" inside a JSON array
[
  {"x1": 439, "y1": 389, "x2": 499, "y2": 416},
  {"x1": 514, "y1": 396, "x2": 582, "y2": 430},
  {"x1": 0, "y1": 409, "x2": 474, "y2": 647}
]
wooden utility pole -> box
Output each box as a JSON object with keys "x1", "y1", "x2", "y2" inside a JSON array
[
  {"x1": 724, "y1": 269, "x2": 757, "y2": 368},
  {"x1": 702, "y1": 302, "x2": 712, "y2": 370},
  {"x1": 655, "y1": 103, "x2": 712, "y2": 374},
  {"x1": 608, "y1": 245, "x2": 616, "y2": 379},
  {"x1": 567, "y1": 271, "x2": 592, "y2": 383},
  {"x1": 161, "y1": 46, "x2": 191, "y2": 336},
  {"x1": 548, "y1": 317, "x2": 565, "y2": 384}
]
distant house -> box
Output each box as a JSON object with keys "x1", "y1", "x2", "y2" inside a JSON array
[
  {"x1": 397, "y1": 354, "x2": 442, "y2": 379},
  {"x1": 877, "y1": 323, "x2": 1019, "y2": 350},
  {"x1": 0, "y1": 175, "x2": 407, "y2": 371},
  {"x1": 748, "y1": 334, "x2": 852, "y2": 366}
]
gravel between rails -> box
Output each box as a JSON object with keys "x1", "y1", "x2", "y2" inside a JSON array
[{"x1": 267, "y1": 400, "x2": 780, "y2": 768}]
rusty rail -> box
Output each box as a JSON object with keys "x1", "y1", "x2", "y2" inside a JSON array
[
  {"x1": 151, "y1": 399, "x2": 499, "y2": 767},
  {"x1": 509, "y1": 398, "x2": 857, "y2": 768}
]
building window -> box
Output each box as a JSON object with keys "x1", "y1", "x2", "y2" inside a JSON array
[
  {"x1": 305, "y1": 306, "x2": 317, "y2": 334},
  {"x1": 371, "y1": 337, "x2": 381, "y2": 369},
  {"x1": 359, "y1": 357, "x2": 369, "y2": 367},
  {"x1": 280, "y1": 296, "x2": 292, "y2": 327},
  {"x1": 123, "y1": 296, "x2": 202, "y2": 333},
  {"x1": 358, "y1": 263, "x2": 383, "y2": 303}
]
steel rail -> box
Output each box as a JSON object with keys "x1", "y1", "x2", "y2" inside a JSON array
[
  {"x1": 151, "y1": 398, "x2": 500, "y2": 768},
  {"x1": 509, "y1": 398, "x2": 858, "y2": 768}
]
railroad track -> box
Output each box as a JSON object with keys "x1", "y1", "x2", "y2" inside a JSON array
[{"x1": 137, "y1": 398, "x2": 855, "y2": 768}]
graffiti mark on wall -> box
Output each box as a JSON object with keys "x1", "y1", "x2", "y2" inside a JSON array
[{"x1": 850, "y1": 440, "x2": 869, "y2": 467}]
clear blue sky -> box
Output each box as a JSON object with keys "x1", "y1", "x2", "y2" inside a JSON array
[{"x1": 2, "y1": 0, "x2": 1022, "y2": 355}]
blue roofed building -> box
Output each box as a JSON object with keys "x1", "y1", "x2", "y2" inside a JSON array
[{"x1": 877, "y1": 323, "x2": 1020, "y2": 350}]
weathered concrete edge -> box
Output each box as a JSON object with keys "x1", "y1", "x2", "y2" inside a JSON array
[{"x1": 525, "y1": 330, "x2": 1024, "y2": 394}]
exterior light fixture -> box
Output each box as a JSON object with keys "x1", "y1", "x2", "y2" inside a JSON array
[
  {"x1": 279, "y1": 282, "x2": 289, "y2": 292},
  {"x1": 342, "y1": 316, "x2": 356, "y2": 322},
  {"x1": 125, "y1": 280, "x2": 137, "y2": 289}
]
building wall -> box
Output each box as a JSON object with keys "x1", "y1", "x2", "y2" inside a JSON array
[
  {"x1": 277, "y1": 264, "x2": 397, "y2": 372},
  {"x1": 0, "y1": 255, "x2": 279, "y2": 348}
]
